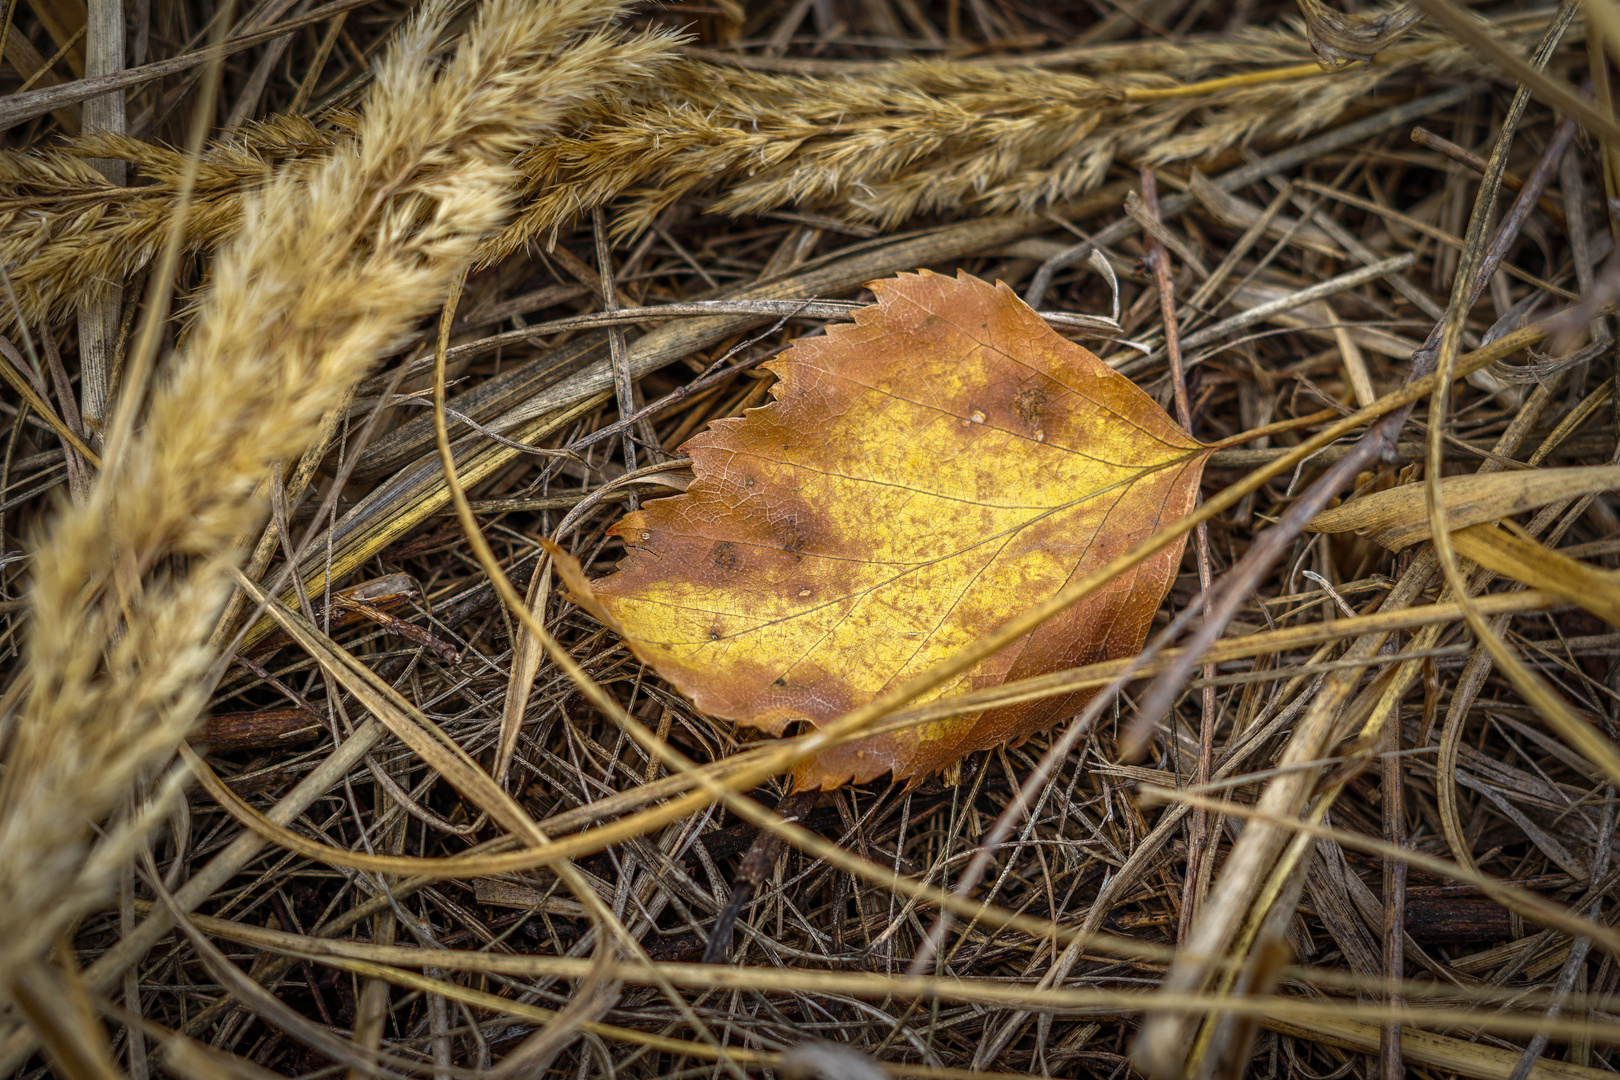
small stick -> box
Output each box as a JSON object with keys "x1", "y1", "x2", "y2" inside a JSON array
[
  {"x1": 1411, "y1": 126, "x2": 1565, "y2": 226},
  {"x1": 1379, "y1": 706, "x2": 1407, "y2": 1079},
  {"x1": 1140, "y1": 168, "x2": 1218, "y2": 938},
  {"x1": 702, "y1": 789, "x2": 818, "y2": 964},
  {"x1": 593, "y1": 207, "x2": 644, "y2": 509},
  {"x1": 76, "y1": 0, "x2": 124, "y2": 448}
]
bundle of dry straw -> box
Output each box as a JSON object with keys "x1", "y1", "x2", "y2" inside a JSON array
[
  {"x1": 0, "y1": 0, "x2": 673, "y2": 1004},
  {"x1": 0, "y1": 13, "x2": 1537, "y2": 328}
]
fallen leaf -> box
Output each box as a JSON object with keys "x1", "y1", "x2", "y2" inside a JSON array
[{"x1": 572, "y1": 270, "x2": 1210, "y2": 789}]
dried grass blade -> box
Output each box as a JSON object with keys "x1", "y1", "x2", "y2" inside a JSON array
[
  {"x1": 1133, "y1": 10, "x2": 1581, "y2": 1067},
  {"x1": 0, "y1": 0, "x2": 376, "y2": 131},
  {"x1": 153, "y1": 880, "x2": 446, "y2": 1079},
  {"x1": 0, "y1": 340, "x2": 99, "y2": 466},
  {"x1": 1404, "y1": 0, "x2": 1620, "y2": 144},
  {"x1": 129, "y1": 914, "x2": 1620, "y2": 1047},
  {"x1": 1296, "y1": 0, "x2": 1424, "y2": 66},
  {"x1": 229, "y1": 571, "x2": 536, "y2": 835},
  {"x1": 1309, "y1": 465, "x2": 1620, "y2": 549},
  {"x1": 1130, "y1": 252, "x2": 1415, "y2": 370},
  {"x1": 425, "y1": 289, "x2": 748, "y2": 1076},
  {"x1": 8, "y1": 959, "x2": 121, "y2": 1080},
  {"x1": 0, "y1": 718, "x2": 386, "y2": 1072},
  {"x1": 1447, "y1": 523, "x2": 1620, "y2": 632},
  {"x1": 1261, "y1": 1014, "x2": 1613, "y2": 1080}
]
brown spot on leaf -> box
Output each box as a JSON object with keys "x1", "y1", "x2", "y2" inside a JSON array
[
  {"x1": 1013, "y1": 385, "x2": 1045, "y2": 422},
  {"x1": 772, "y1": 514, "x2": 814, "y2": 560},
  {"x1": 710, "y1": 541, "x2": 740, "y2": 571}
]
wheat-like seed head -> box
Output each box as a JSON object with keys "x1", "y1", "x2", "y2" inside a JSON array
[
  {"x1": 0, "y1": 0, "x2": 677, "y2": 989},
  {"x1": 0, "y1": 18, "x2": 1530, "y2": 326}
]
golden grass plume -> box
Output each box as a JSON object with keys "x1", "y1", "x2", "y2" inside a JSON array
[
  {"x1": 0, "y1": 15, "x2": 1537, "y2": 329},
  {"x1": 0, "y1": 0, "x2": 676, "y2": 990}
]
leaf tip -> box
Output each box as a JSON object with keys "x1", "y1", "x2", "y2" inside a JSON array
[{"x1": 542, "y1": 538, "x2": 623, "y2": 634}]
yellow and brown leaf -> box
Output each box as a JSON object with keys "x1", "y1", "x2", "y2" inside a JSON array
[{"x1": 573, "y1": 270, "x2": 1209, "y2": 788}]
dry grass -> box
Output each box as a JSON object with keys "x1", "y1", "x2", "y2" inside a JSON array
[
  {"x1": 0, "y1": 0, "x2": 671, "y2": 1037},
  {"x1": 1, "y1": 1, "x2": 1619, "y2": 1079},
  {"x1": 0, "y1": 14, "x2": 1542, "y2": 328}
]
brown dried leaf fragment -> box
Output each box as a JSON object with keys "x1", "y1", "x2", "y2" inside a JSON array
[
  {"x1": 1308, "y1": 465, "x2": 1620, "y2": 551},
  {"x1": 1308, "y1": 467, "x2": 1620, "y2": 626},
  {"x1": 1296, "y1": 0, "x2": 1424, "y2": 68},
  {"x1": 572, "y1": 271, "x2": 1209, "y2": 789}
]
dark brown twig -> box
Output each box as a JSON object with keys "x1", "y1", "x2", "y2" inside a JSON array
[
  {"x1": 701, "y1": 789, "x2": 818, "y2": 964},
  {"x1": 1140, "y1": 167, "x2": 1219, "y2": 941},
  {"x1": 1410, "y1": 125, "x2": 1566, "y2": 226},
  {"x1": 1380, "y1": 709, "x2": 1407, "y2": 1078}
]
